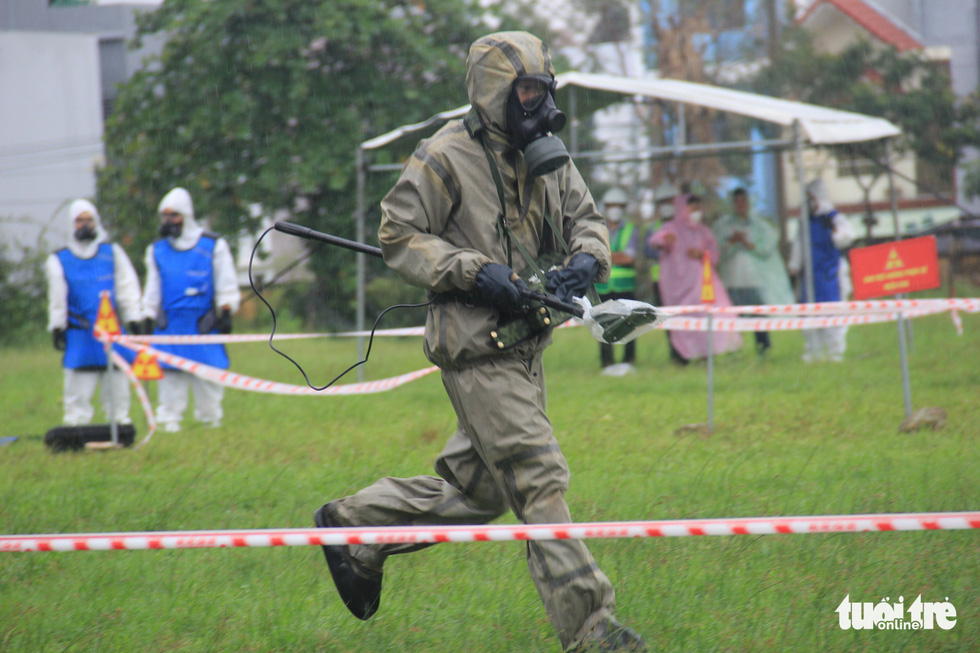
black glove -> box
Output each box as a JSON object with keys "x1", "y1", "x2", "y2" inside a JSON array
[
  {"x1": 142, "y1": 318, "x2": 156, "y2": 335},
  {"x1": 53, "y1": 328, "x2": 67, "y2": 351},
  {"x1": 545, "y1": 253, "x2": 599, "y2": 303},
  {"x1": 216, "y1": 308, "x2": 232, "y2": 335},
  {"x1": 475, "y1": 263, "x2": 529, "y2": 315},
  {"x1": 126, "y1": 321, "x2": 142, "y2": 336}
]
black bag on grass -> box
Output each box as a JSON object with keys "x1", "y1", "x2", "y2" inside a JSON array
[{"x1": 44, "y1": 424, "x2": 136, "y2": 452}]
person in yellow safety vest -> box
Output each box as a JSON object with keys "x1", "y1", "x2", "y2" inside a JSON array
[
  {"x1": 644, "y1": 182, "x2": 678, "y2": 305},
  {"x1": 595, "y1": 187, "x2": 638, "y2": 376}
]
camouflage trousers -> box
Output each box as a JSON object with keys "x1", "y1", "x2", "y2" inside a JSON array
[{"x1": 331, "y1": 348, "x2": 616, "y2": 649}]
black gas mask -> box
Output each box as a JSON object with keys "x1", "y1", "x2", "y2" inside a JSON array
[
  {"x1": 74, "y1": 225, "x2": 97, "y2": 242},
  {"x1": 505, "y1": 75, "x2": 569, "y2": 176},
  {"x1": 159, "y1": 211, "x2": 183, "y2": 238}
]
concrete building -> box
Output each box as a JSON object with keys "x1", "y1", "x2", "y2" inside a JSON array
[
  {"x1": 1, "y1": 0, "x2": 309, "y2": 286},
  {"x1": 0, "y1": 0, "x2": 164, "y2": 252},
  {"x1": 796, "y1": 0, "x2": 980, "y2": 235},
  {"x1": 857, "y1": 0, "x2": 980, "y2": 218},
  {"x1": 849, "y1": 0, "x2": 980, "y2": 97}
]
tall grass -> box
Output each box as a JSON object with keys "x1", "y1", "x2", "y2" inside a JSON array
[{"x1": 1, "y1": 308, "x2": 978, "y2": 651}]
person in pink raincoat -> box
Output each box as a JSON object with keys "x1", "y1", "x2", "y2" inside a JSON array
[{"x1": 647, "y1": 194, "x2": 742, "y2": 363}]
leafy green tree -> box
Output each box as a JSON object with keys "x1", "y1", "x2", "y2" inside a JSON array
[
  {"x1": 98, "y1": 0, "x2": 492, "y2": 327},
  {"x1": 957, "y1": 91, "x2": 980, "y2": 204}
]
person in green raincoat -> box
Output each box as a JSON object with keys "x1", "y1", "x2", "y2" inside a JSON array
[{"x1": 713, "y1": 188, "x2": 795, "y2": 355}]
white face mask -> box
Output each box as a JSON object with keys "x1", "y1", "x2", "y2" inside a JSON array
[
  {"x1": 689, "y1": 210, "x2": 703, "y2": 223},
  {"x1": 605, "y1": 206, "x2": 625, "y2": 222},
  {"x1": 659, "y1": 204, "x2": 674, "y2": 219}
]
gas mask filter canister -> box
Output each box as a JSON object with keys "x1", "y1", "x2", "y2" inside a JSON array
[
  {"x1": 159, "y1": 218, "x2": 183, "y2": 239},
  {"x1": 74, "y1": 225, "x2": 97, "y2": 242},
  {"x1": 506, "y1": 75, "x2": 570, "y2": 176}
]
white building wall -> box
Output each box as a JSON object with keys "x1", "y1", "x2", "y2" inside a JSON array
[
  {"x1": 808, "y1": 13, "x2": 875, "y2": 54},
  {"x1": 874, "y1": 0, "x2": 980, "y2": 94},
  {"x1": 0, "y1": 31, "x2": 105, "y2": 252}
]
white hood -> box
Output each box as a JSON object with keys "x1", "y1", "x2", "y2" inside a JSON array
[
  {"x1": 158, "y1": 187, "x2": 204, "y2": 250},
  {"x1": 806, "y1": 178, "x2": 835, "y2": 216},
  {"x1": 67, "y1": 199, "x2": 109, "y2": 259}
]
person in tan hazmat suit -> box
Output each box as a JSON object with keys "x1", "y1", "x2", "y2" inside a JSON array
[{"x1": 314, "y1": 32, "x2": 646, "y2": 652}]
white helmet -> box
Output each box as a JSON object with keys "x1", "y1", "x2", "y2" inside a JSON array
[
  {"x1": 653, "y1": 182, "x2": 678, "y2": 203},
  {"x1": 601, "y1": 187, "x2": 629, "y2": 208}
]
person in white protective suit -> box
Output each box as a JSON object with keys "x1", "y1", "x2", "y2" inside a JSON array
[
  {"x1": 788, "y1": 178, "x2": 856, "y2": 362},
  {"x1": 45, "y1": 199, "x2": 142, "y2": 425},
  {"x1": 140, "y1": 187, "x2": 241, "y2": 431}
]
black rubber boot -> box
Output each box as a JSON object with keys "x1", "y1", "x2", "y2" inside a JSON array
[
  {"x1": 314, "y1": 502, "x2": 383, "y2": 620},
  {"x1": 577, "y1": 617, "x2": 647, "y2": 651}
]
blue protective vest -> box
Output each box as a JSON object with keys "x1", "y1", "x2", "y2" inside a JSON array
[
  {"x1": 56, "y1": 243, "x2": 134, "y2": 368},
  {"x1": 152, "y1": 234, "x2": 229, "y2": 369},
  {"x1": 805, "y1": 211, "x2": 843, "y2": 303}
]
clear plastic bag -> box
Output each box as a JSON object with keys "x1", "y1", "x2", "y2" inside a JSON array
[{"x1": 574, "y1": 296, "x2": 669, "y2": 345}]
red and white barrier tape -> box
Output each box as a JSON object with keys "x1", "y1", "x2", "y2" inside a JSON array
[
  {"x1": 112, "y1": 298, "x2": 978, "y2": 345},
  {"x1": 660, "y1": 306, "x2": 948, "y2": 332},
  {"x1": 3, "y1": 511, "x2": 978, "y2": 553},
  {"x1": 112, "y1": 339, "x2": 438, "y2": 396},
  {"x1": 110, "y1": 350, "x2": 157, "y2": 448},
  {"x1": 951, "y1": 309, "x2": 964, "y2": 336},
  {"x1": 96, "y1": 296, "x2": 976, "y2": 409},
  {"x1": 663, "y1": 297, "x2": 980, "y2": 316},
  {"x1": 119, "y1": 328, "x2": 425, "y2": 344}
]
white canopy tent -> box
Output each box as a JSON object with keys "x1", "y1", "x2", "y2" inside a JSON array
[
  {"x1": 556, "y1": 72, "x2": 899, "y2": 145},
  {"x1": 362, "y1": 71, "x2": 900, "y2": 150},
  {"x1": 355, "y1": 71, "x2": 902, "y2": 340}
]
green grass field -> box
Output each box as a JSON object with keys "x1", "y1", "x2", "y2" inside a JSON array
[{"x1": 1, "y1": 306, "x2": 978, "y2": 652}]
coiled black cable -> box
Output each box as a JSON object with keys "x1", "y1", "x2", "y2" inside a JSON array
[{"x1": 248, "y1": 226, "x2": 433, "y2": 391}]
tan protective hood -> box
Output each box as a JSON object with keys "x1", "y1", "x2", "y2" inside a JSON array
[{"x1": 465, "y1": 31, "x2": 556, "y2": 139}]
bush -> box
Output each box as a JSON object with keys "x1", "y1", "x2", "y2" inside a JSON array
[
  {"x1": 236, "y1": 284, "x2": 308, "y2": 334},
  {"x1": 365, "y1": 275, "x2": 429, "y2": 329},
  {"x1": 0, "y1": 241, "x2": 48, "y2": 347}
]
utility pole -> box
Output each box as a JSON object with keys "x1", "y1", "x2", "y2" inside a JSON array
[{"x1": 767, "y1": 0, "x2": 790, "y2": 258}]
